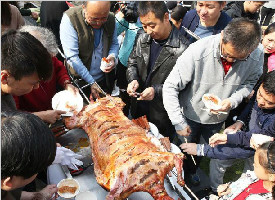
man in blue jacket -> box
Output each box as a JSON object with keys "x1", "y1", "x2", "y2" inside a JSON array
[
  {"x1": 181, "y1": 71, "x2": 275, "y2": 192},
  {"x1": 180, "y1": 1, "x2": 231, "y2": 43}
]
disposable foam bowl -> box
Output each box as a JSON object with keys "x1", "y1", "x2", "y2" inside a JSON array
[
  {"x1": 75, "y1": 191, "x2": 97, "y2": 200},
  {"x1": 202, "y1": 93, "x2": 222, "y2": 110},
  {"x1": 57, "y1": 178, "x2": 80, "y2": 198}
]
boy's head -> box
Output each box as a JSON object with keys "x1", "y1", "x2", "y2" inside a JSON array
[
  {"x1": 244, "y1": 1, "x2": 266, "y2": 14},
  {"x1": 254, "y1": 141, "x2": 275, "y2": 184},
  {"x1": 257, "y1": 71, "x2": 275, "y2": 110},
  {"x1": 1, "y1": 30, "x2": 53, "y2": 96},
  {"x1": 1, "y1": 111, "x2": 56, "y2": 191}
]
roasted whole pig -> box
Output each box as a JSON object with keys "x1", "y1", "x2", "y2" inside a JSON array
[{"x1": 65, "y1": 96, "x2": 185, "y2": 200}]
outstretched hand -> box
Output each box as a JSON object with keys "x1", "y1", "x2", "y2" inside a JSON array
[{"x1": 209, "y1": 133, "x2": 228, "y2": 147}]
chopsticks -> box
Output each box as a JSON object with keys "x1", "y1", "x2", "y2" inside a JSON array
[{"x1": 184, "y1": 138, "x2": 197, "y2": 166}]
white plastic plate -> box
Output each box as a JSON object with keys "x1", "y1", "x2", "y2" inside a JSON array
[
  {"x1": 75, "y1": 191, "x2": 97, "y2": 200},
  {"x1": 57, "y1": 178, "x2": 80, "y2": 198},
  {"x1": 202, "y1": 93, "x2": 222, "y2": 110},
  {"x1": 52, "y1": 90, "x2": 83, "y2": 115}
]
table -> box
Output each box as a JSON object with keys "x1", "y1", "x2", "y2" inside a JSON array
[{"x1": 48, "y1": 129, "x2": 192, "y2": 200}]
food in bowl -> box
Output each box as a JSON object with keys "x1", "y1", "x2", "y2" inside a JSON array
[
  {"x1": 58, "y1": 185, "x2": 77, "y2": 194},
  {"x1": 57, "y1": 178, "x2": 80, "y2": 198}
]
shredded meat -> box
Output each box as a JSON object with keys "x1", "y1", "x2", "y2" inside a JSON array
[
  {"x1": 204, "y1": 96, "x2": 218, "y2": 105},
  {"x1": 65, "y1": 96, "x2": 185, "y2": 200},
  {"x1": 58, "y1": 186, "x2": 77, "y2": 194}
]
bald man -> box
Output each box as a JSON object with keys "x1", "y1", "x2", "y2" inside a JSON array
[{"x1": 60, "y1": 1, "x2": 119, "y2": 98}]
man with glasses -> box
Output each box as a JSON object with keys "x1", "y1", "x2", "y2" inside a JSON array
[
  {"x1": 163, "y1": 18, "x2": 264, "y2": 188},
  {"x1": 60, "y1": 1, "x2": 119, "y2": 98}
]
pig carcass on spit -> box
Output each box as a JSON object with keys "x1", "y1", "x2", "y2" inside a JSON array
[{"x1": 65, "y1": 96, "x2": 185, "y2": 200}]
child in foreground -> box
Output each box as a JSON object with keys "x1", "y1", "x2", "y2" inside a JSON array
[{"x1": 213, "y1": 141, "x2": 275, "y2": 200}]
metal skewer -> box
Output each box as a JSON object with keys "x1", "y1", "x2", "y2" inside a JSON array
[{"x1": 184, "y1": 138, "x2": 197, "y2": 166}]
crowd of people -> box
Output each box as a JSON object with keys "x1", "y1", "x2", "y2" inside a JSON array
[{"x1": 1, "y1": 1, "x2": 275, "y2": 200}]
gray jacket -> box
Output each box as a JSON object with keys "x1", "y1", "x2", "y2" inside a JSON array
[{"x1": 163, "y1": 34, "x2": 264, "y2": 131}]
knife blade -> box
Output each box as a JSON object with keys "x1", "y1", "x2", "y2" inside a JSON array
[
  {"x1": 92, "y1": 82, "x2": 107, "y2": 96},
  {"x1": 61, "y1": 165, "x2": 72, "y2": 179}
]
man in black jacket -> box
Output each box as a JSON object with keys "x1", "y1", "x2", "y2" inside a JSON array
[
  {"x1": 126, "y1": 1, "x2": 189, "y2": 141},
  {"x1": 224, "y1": 1, "x2": 266, "y2": 20}
]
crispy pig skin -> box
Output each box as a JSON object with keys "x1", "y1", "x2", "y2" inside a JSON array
[{"x1": 65, "y1": 96, "x2": 185, "y2": 200}]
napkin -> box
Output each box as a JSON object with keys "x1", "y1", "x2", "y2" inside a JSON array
[
  {"x1": 100, "y1": 54, "x2": 116, "y2": 72},
  {"x1": 53, "y1": 147, "x2": 83, "y2": 170}
]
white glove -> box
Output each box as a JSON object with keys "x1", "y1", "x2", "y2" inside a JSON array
[{"x1": 53, "y1": 147, "x2": 83, "y2": 170}]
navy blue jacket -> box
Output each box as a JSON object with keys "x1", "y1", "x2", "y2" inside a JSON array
[
  {"x1": 203, "y1": 87, "x2": 275, "y2": 160},
  {"x1": 180, "y1": 9, "x2": 231, "y2": 42}
]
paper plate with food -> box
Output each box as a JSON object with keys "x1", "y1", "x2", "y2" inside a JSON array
[
  {"x1": 202, "y1": 93, "x2": 222, "y2": 110},
  {"x1": 52, "y1": 90, "x2": 83, "y2": 116},
  {"x1": 57, "y1": 178, "x2": 80, "y2": 198}
]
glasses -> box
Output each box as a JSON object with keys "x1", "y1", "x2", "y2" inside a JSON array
[
  {"x1": 87, "y1": 17, "x2": 108, "y2": 24},
  {"x1": 220, "y1": 42, "x2": 250, "y2": 62},
  {"x1": 267, "y1": 142, "x2": 275, "y2": 173},
  {"x1": 84, "y1": 11, "x2": 108, "y2": 24}
]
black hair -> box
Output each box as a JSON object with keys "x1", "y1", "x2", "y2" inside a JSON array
[
  {"x1": 166, "y1": 1, "x2": 177, "y2": 10},
  {"x1": 171, "y1": 5, "x2": 187, "y2": 22},
  {"x1": 1, "y1": 2, "x2": 11, "y2": 26},
  {"x1": 222, "y1": 18, "x2": 261, "y2": 56},
  {"x1": 258, "y1": 141, "x2": 275, "y2": 197},
  {"x1": 1, "y1": 30, "x2": 53, "y2": 81},
  {"x1": 264, "y1": 22, "x2": 275, "y2": 36},
  {"x1": 262, "y1": 71, "x2": 275, "y2": 96},
  {"x1": 138, "y1": 1, "x2": 168, "y2": 21},
  {"x1": 1, "y1": 111, "x2": 56, "y2": 179}
]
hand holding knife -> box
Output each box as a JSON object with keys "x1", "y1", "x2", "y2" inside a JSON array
[{"x1": 120, "y1": 89, "x2": 141, "y2": 97}]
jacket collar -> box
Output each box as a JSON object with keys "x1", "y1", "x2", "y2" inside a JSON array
[{"x1": 214, "y1": 33, "x2": 222, "y2": 59}]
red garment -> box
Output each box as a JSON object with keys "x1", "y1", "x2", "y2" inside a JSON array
[
  {"x1": 13, "y1": 56, "x2": 70, "y2": 112},
  {"x1": 234, "y1": 180, "x2": 269, "y2": 200},
  {"x1": 221, "y1": 58, "x2": 233, "y2": 75}
]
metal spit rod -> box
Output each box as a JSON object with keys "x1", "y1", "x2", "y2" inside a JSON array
[{"x1": 171, "y1": 170, "x2": 199, "y2": 200}]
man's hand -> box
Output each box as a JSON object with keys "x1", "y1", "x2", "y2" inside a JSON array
[
  {"x1": 180, "y1": 143, "x2": 197, "y2": 155},
  {"x1": 34, "y1": 110, "x2": 66, "y2": 124},
  {"x1": 102, "y1": 55, "x2": 115, "y2": 73},
  {"x1": 217, "y1": 183, "x2": 231, "y2": 197},
  {"x1": 137, "y1": 87, "x2": 155, "y2": 101},
  {"x1": 90, "y1": 83, "x2": 100, "y2": 100},
  {"x1": 39, "y1": 184, "x2": 58, "y2": 199},
  {"x1": 210, "y1": 98, "x2": 232, "y2": 114},
  {"x1": 127, "y1": 80, "x2": 139, "y2": 97},
  {"x1": 176, "y1": 125, "x2": 191, "y2": 137},
  {"x1": 65, "y1": 83, "x2": 79, "y2": 95},
  {"x1": 223, "y1": 121, "x2": 244, "y2": 134},
  {"x1": 209, "y1": 133, "x2": 228, "y2": 147}
]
